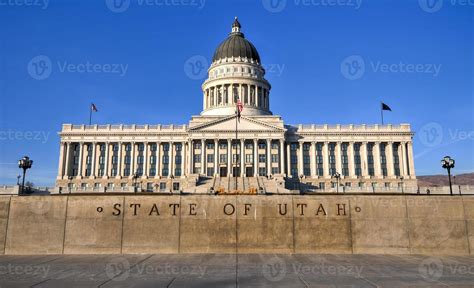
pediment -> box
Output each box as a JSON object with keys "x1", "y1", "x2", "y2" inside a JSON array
[{"x1": 189, "y1": 115, "x2": 285, "y2": 132}]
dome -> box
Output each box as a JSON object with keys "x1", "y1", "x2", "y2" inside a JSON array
[{"x1": 212, "y1": 18, "x2": 261, "y2": 63}]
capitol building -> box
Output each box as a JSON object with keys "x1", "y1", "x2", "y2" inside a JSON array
[{"x1": 56, "y1": 18, "x2": 417, "y2": 194}]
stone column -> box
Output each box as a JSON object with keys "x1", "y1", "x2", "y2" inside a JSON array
[
  {"x1": 227, "y1": 139, "x2": 232, "y2": 176},
  {"x1": 286, "y1": 142, "x2": 291, "y2": 176},
  {"x1": 201, "y1": 139, "x2": 206, "y2": 176},
  {"x1": 214, "y1": 139, "x2": 218, "y2": 176},
  {"x1": 374, "y1": 142, "x2": 381, "y2": 178},
  {"x1": 401, "y1": 142, "x2": 408, "y2": 177},
  {"x1": 90, "y1": 142, "x2": 97, "y2": 178},
  {"x1": 407, "y1": 141, "x2": 416, "y2": 177},
  {"x1": 348, "y1": 142, "x2": 355, "y2": 178},
  {"x1": 156, "y1": 142, "x2": 161, "y2": 177},
  {"x1": 240, "y1": 139, "x2": 245, "y2": 176},
  {"x1": 77, "y1": 142, "x2": 84, "y2": 178},
  {"x1": 144, "y1": 142, "x2": 149, "y2": 177},
  {"x1": 279, "y1": 139, "x2": 284, "y2": 175},
  {"x1": 387, "y1": 142, "x2": 394, "y2": 177},
  {"x1": 323, "y1": 142, "x2": 329, "y2": 177},
  {"x1": 104, "y1": 142, "x2": 110, "y2": 178},
  {"x1": 266, "y1": 139, "x2": 272, "y2": 176},
  {"x1": 310, "y1": 142, "x2": 316, "y2": 177},
  {"x1": 298, "y1": 141, "x2": 304, "y2": 176},
  {"x1": 130, "y1": 142, "x2": 136, "y2": 177},
  {"x1": 64, "y1": 142, "x2": 71, "y2": 177},
  {"x1": 335, "y1": 142, "x2": 342, "y2": 175},
  {"x1": 117, "y1": 143, "x2": 123, "y2": 178},
  {"x1": 360, "y1": 142, "x2": 368, "y2": 177},
  {"x1": 253, "y1": 139, "x2": 258, "y2": 176},
  {"x1": 57, "y1": 142, "x2": 66, "y2": 178},
  {"x1": 187, "y1": 140, "x2": 192, "y2": 175},
  {"x1": 170, "y1": 142, "x2": 175, "y2": 177},
  {"x1": 255, "y1": 85, "x2": 259, "y2": 107}
]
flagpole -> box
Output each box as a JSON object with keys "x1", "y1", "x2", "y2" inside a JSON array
[
  {"x1": 89, "y1": 104, "x2": 92, "y2": 126},
  {"x1": 235, "y1": 108, "x2": 238, "y2": 192},
  {"x1": 380, "y1": 102, "x2": 384, "y2": 125}
]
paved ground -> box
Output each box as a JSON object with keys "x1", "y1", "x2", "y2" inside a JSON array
[{"x1": 0, "y1": 254, "x2": 473, "y2": 287}]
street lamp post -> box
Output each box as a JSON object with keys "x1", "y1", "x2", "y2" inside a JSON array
[
  {"x1": 132, "y1": 172, "x2": 139, "y2": 193},
  {"x1": 332, "y1": 172, "x2": 341, "y2": 194},
  {"x1": 68, "y1": 176, "x2": 74, "y2": 194},
  {"x1": 400, "y1": 176, "x2": 404, "y2": 194},
  {"x1": 18, "y1": 156, "x2": 33, "y2": 195},
  {"x1": 441, "y1": 156, "x2": 455, "y2": 196}
]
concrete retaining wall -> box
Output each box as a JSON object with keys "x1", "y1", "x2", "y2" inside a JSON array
[{"x1": 0, "y1": 195, "x2": 472, "y2": 255}]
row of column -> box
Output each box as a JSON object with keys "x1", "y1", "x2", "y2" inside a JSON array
[
  {"x1": 58, "y1": 142, "x2": 188, "y2": 179},
  {"x1": 58, "y1": 140, "x2": 415, "y2": 179},
  {"x1": 188, "y1": 139, "x2": 285, "y2": 177},
  {"x1": 204, "y1": 83, "x2": 269, "y2": 110},
  {"x1": 286, "y1": 141, "x2": 415, "y2": 178}
]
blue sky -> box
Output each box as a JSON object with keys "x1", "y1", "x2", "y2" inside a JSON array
[{"x1": 0, "y1": 0, "x2": 472, "y2": 186}]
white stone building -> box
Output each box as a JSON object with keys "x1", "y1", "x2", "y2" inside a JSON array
[{"x1": 56, "y1": 18, "x2": 416, "y2": 194}]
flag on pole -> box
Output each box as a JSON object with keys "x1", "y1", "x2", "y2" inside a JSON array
[
  {"x1": 91, "y1": 103, "x2": 98, "y2": 112},
  {"x1": 381, "y1": 102, "x2": 392, "y2": 111},
  {"x1": 237, "y1": 99, "x2": 243, "y2": 122},
  {"x1": 380, "y1": 102, "x2": 391, "y2": 125},
  {"x1": 89, "y1": 103, "x2": 98, "y2": 125}
]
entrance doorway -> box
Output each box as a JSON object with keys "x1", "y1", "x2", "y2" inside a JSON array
[
  {"x1": 232, "y1": 167, "x2": 241, "y2": 177},
  {"x1": 220, "y1": 167, "x2": 227, "y2": 177},
  {"x1": 245, "y1": 167, "x2": 253, "y2": 177}
]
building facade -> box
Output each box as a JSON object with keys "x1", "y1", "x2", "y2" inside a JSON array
[{"x1": 56, "y1": 19, "x2": 416, "y2": 193}]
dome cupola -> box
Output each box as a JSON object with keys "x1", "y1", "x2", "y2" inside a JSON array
[{"x1": 201, "y1": 18, "x2": 272, "y2": 117}]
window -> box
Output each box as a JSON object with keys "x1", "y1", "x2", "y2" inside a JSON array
[
  {"x1": 290, "y1": 156, "x2": 297, "y2": 164},
  {"x1": 163, "y1": 143, "x2": 170, "y2": 151},
  {"x1": 245, "y1": 154, "x2": 253, "y2": 163},
  {"x1": 146, "y1": 183, "x2": 153, "y2": 192},
  {"x1": 303, "y1": 155, "x2": 310, "y2": 164},
  {"x1": 175, "y1": 168, "x2": 182, "y2": 177},
  {"x1": 159, "y1": 183, "x2": 166, "y2": 191},
  {"x1": 138, "y1": 144, "x2": 144, "y2": 151},
  {"x1": 175, "y1": 156, "x2": 182, "y2": 164},
  {"x1": 304, "y1": 168, "x2": 311, "y2": 176},
  {"x1": 271, "y1": 167, "x2": 279, "y2": 174},
  {"x1": 259, "y1": 154, "x2": 266, "y2": 163},
  {"x1": 173, "y1": 183, "x2": 180, "y2": 191},
  {"x1": 259, "y1": 167, "x2": 266, "y2": 176},
  {"x1": 207, "y1": 154, "x2": 214, "y2": 163},
  {"x1": 193, "y1": 155, "x2": 201, "y2": 163},
  {"x1": 163, "y1": 155, "x2": 169, "y2": 164},
  {"x1": 271, "y1": 154, "x2": 279, "y2": 163},
  {"x1": 207, "y1": 142, "x2": 214, "y2": 149},
  {"x1": 207, "y1": 167, "x2": 214, "y2": 177},
  {"x1": 220, "y1": 154, "x2": 227, "y2": 163}
]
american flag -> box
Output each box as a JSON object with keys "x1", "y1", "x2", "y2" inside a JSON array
[
  {"x1": 237, "y1": 99, "x2": 243, "y2": 121},
  {"x1": 91, "y1": 103, "x2": 98, "y2": 112}
]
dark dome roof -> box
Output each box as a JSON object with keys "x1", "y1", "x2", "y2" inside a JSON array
[{"x1": 212, "y1": 18, "x2": 261, "y2": 63}]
